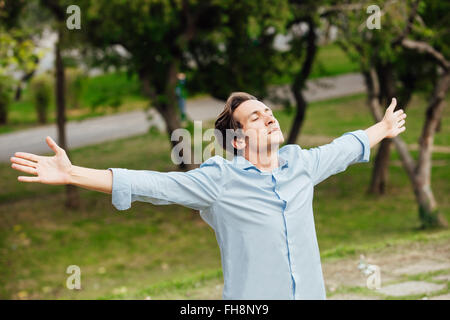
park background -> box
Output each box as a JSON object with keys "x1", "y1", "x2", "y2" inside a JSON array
[{"x1": 0, "y1": 0, "x2": 449, "y2": 300}]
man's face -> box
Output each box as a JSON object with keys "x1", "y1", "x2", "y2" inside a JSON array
[{"x1": 232, "y1": 99, "x2": 284, "y2": 154}]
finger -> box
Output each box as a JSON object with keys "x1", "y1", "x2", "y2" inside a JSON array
[
  {"x1": 14, "y1": 152, "x2": 40, "y2": 162},
  {"x1": 11, "y1": 163, "x2": 38, "y2": 175},
  {"x1": 400, "y1": 126, "x2": 406, "y2": 132},
  {"x1": 10, "y1": 156, "x2": 37, "y2": 168},
  {"x1": 393, "y1": 109, "x2": 404, "y2": 117},
  {"x1": 398, "y1": 119, "x2": 405, "y2": 127},
  {"x1": 388, "y1": 98, "x2": 397, "y2": 111},
  {"x1": 46, "y1": 136, "x2": 61, "y2": 154},
  {"x1": 18, "y1": 176, "x2": 41, "y2": 183}
]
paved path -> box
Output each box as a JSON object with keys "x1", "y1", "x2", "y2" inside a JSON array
[{"x1": 0, "y1": 72, "x2": 380, "y2": 162}]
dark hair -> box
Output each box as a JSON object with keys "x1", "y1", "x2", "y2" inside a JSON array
[{"x1": 214, "y1": 92, "x2": 258, "y2": 155}]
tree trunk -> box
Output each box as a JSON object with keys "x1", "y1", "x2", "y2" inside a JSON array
[
  {"x1": 139, "y1": 67, "x2": 196, "y2": 171},
  {"x1": 16, "y1": 63, "x2": 38, "y2": 102},
  {"x1": 0, "y1": 101, "x2": 7, "y2": 125},
  {"x1": 368, "y1": 79, "x2": 415, "y2": 195},
  {"x1": 364, "y1": 67, "x2": 448, "y2": 229},
  {"x1": 287, "y1": 92, "x2": 306, "y2": 144},
  {"x1": 15, "y1": 82, "x2": 22, "y2": 101},
  {"x1": 414, "y1": 70, "x2": 449, "y2": 228},
  {"x1": 287, "y1": 18, "x2": 317, "y2": 145},
  {"x1": 368, "y1": 139, "x2": 392, "y2": 194},
  {"x1": 367, "y1": 64, "x2": 397, "y2": 195},
  {"x1": 55, "y1": 26, "x2": 80, "y2": 209}
]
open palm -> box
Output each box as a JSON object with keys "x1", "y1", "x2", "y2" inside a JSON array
[
  {"x1": 383, "y1": 98, "x2": 407, "y2": 139},
  {"x1": 10, "y1": 136, "x2": 72, "y2": 185}
]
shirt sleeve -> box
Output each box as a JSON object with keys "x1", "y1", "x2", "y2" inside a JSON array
[
  {"x1": 300, "y1": 129, "x2": 371, "y2": 186},
  {"x1": 107, "y1": 155, "x2": 224, "y2": 211}
]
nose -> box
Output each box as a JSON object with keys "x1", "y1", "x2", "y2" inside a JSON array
[{"x1": 265, "y1": 114, "x2": 275, "y2": 126}]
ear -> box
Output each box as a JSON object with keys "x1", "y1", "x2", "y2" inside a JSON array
[{"x1": 232, "y1": 136, "x2": 246, "y2": 151}]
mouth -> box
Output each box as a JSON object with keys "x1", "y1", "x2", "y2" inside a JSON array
[{"x1": 268, "y1": 128, "x2": 280, "y2": 134}]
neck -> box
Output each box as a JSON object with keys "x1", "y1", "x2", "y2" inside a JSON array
[{"x1": 245, "y1": 145, "x2": 280, "y2": 172}]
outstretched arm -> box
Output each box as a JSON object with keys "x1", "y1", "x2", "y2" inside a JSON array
[
  {"x1": 365, "y1": 98, "x2": 407, "y2": 148},
  {"x1": 11, "y1": 136, "x2": 224, "y2": 212},
  {"x1": 300, "y1": 97, "x2": 407, "y2": 186},
  {"x1": 10, "y1": 136, "x2": 113, "y2": 194}
]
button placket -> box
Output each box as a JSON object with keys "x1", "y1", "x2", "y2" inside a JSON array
[{"x1": 272, "y1": 174, "x2": 296, "y2": 298}]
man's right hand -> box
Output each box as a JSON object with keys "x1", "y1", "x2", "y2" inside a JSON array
[{"x1": 10, "y1": 136, "x2": 73, "y2": 185}]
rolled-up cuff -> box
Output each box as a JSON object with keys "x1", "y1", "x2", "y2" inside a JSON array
[
  {"x1": 343, "y1": 129, "x2": 371, "y2": 163},
  {"x1": 108, "y1": 168, "x2": 132, "y2": 210}
]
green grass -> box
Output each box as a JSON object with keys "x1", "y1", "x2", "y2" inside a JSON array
[
  {"x1": 310, "y1": 43, "x2": 359, "y2": 78},
  {"x1": 0, "y1": 93, "x2": 449, "y2": 299}
]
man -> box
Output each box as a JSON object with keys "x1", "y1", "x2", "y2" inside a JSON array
[{"x1": 10, "y1": 92, "x2": 407, "y2": 300}]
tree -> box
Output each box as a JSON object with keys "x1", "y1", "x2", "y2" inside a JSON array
[
  {"x1": 192, "y1": 0, "x2": 329, "y2": 146},
  {"x1": 74, "y1": 0, "x2": 293, "y2": 170},
  {"x1": 330, "y1": 0, "x2": 448, "y2": 228},
  {"x1": 74, "y1": 0, "x2": 207, "y2": 170},
  {"x1": 278, "y1": 0, "x2": 321, "y2": 145},
  {"x1": 0, "y1": 0, "x2": 41, "y2": 124},
  {"x1": 39, "y1": 0, "x2": 80, "y2": 209},
  {"x1": 187, "y1": 0, "x2": 291, "y2": 100},
  {"x1": 187, "y1": 0, "x2": 323, "y2": 147}
]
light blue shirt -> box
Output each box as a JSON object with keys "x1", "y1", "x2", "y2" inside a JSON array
[{"x1": 108, "y1": 129, "x2": 370, "y2": 300}]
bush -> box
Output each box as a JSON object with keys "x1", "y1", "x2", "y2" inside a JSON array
[
  {"x1": 30, "y1": 73, "x2": 53, "y2": 124},
  {"x1": 84, "y1": 72, "x2": 139, "y2": 111},
  {"x1": 66, "y1": 68, "x2": 84, "y2": 109}
]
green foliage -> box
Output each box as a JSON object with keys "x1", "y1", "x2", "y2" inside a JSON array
[
  {"x1": 0, "y1": 75, "x2": 13, "y2": 104},
  {"x1": 0, "y1": 0, "x2": 42, "y2": 77},
  {"x1": 330, "y1": 0, "x2": 448, "y2": 106},
  {"x1": 30, "y1": 73, "x2": 52, "y2": 124},
  {"x1": 65, "y1": 68, "x2": 84, "y2": 109},
  {"x1": 109, "y1": 96, "x2": 122, "y2": 112},
  {"x1": 416, "y1": 0, "x2": 450, "y2": 58},
  {"x1": 186, "y1": 0, "x2": 292, "y2": 100},
  {"x1": 76, "y1": 0, "x2": 293, "y2": 105},
  {"x1": 0, "y1": 29, "x2": 41, "y2": 77},
  {"x1": 0, "y1": 0, "x2": 44, "y2": 126}
]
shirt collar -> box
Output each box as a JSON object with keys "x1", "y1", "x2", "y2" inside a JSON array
[{"x1": 232, "y1": 152, "x2": 289, "y2": 172}]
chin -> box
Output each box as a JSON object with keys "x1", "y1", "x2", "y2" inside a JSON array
[
  {"x1": 272, "y1": 131, "x2": 285, "y2": 143},
  {"x1": 267, "y1": 132, "x2": 284, "y2": 147}
]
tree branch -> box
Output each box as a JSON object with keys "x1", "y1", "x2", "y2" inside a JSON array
[
  {"x1": 401, "y1": 39, "x2": 450, "y2": 71},
  {"x1": 392, "y1": 0, "x2": 421, "y2": 46}
]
